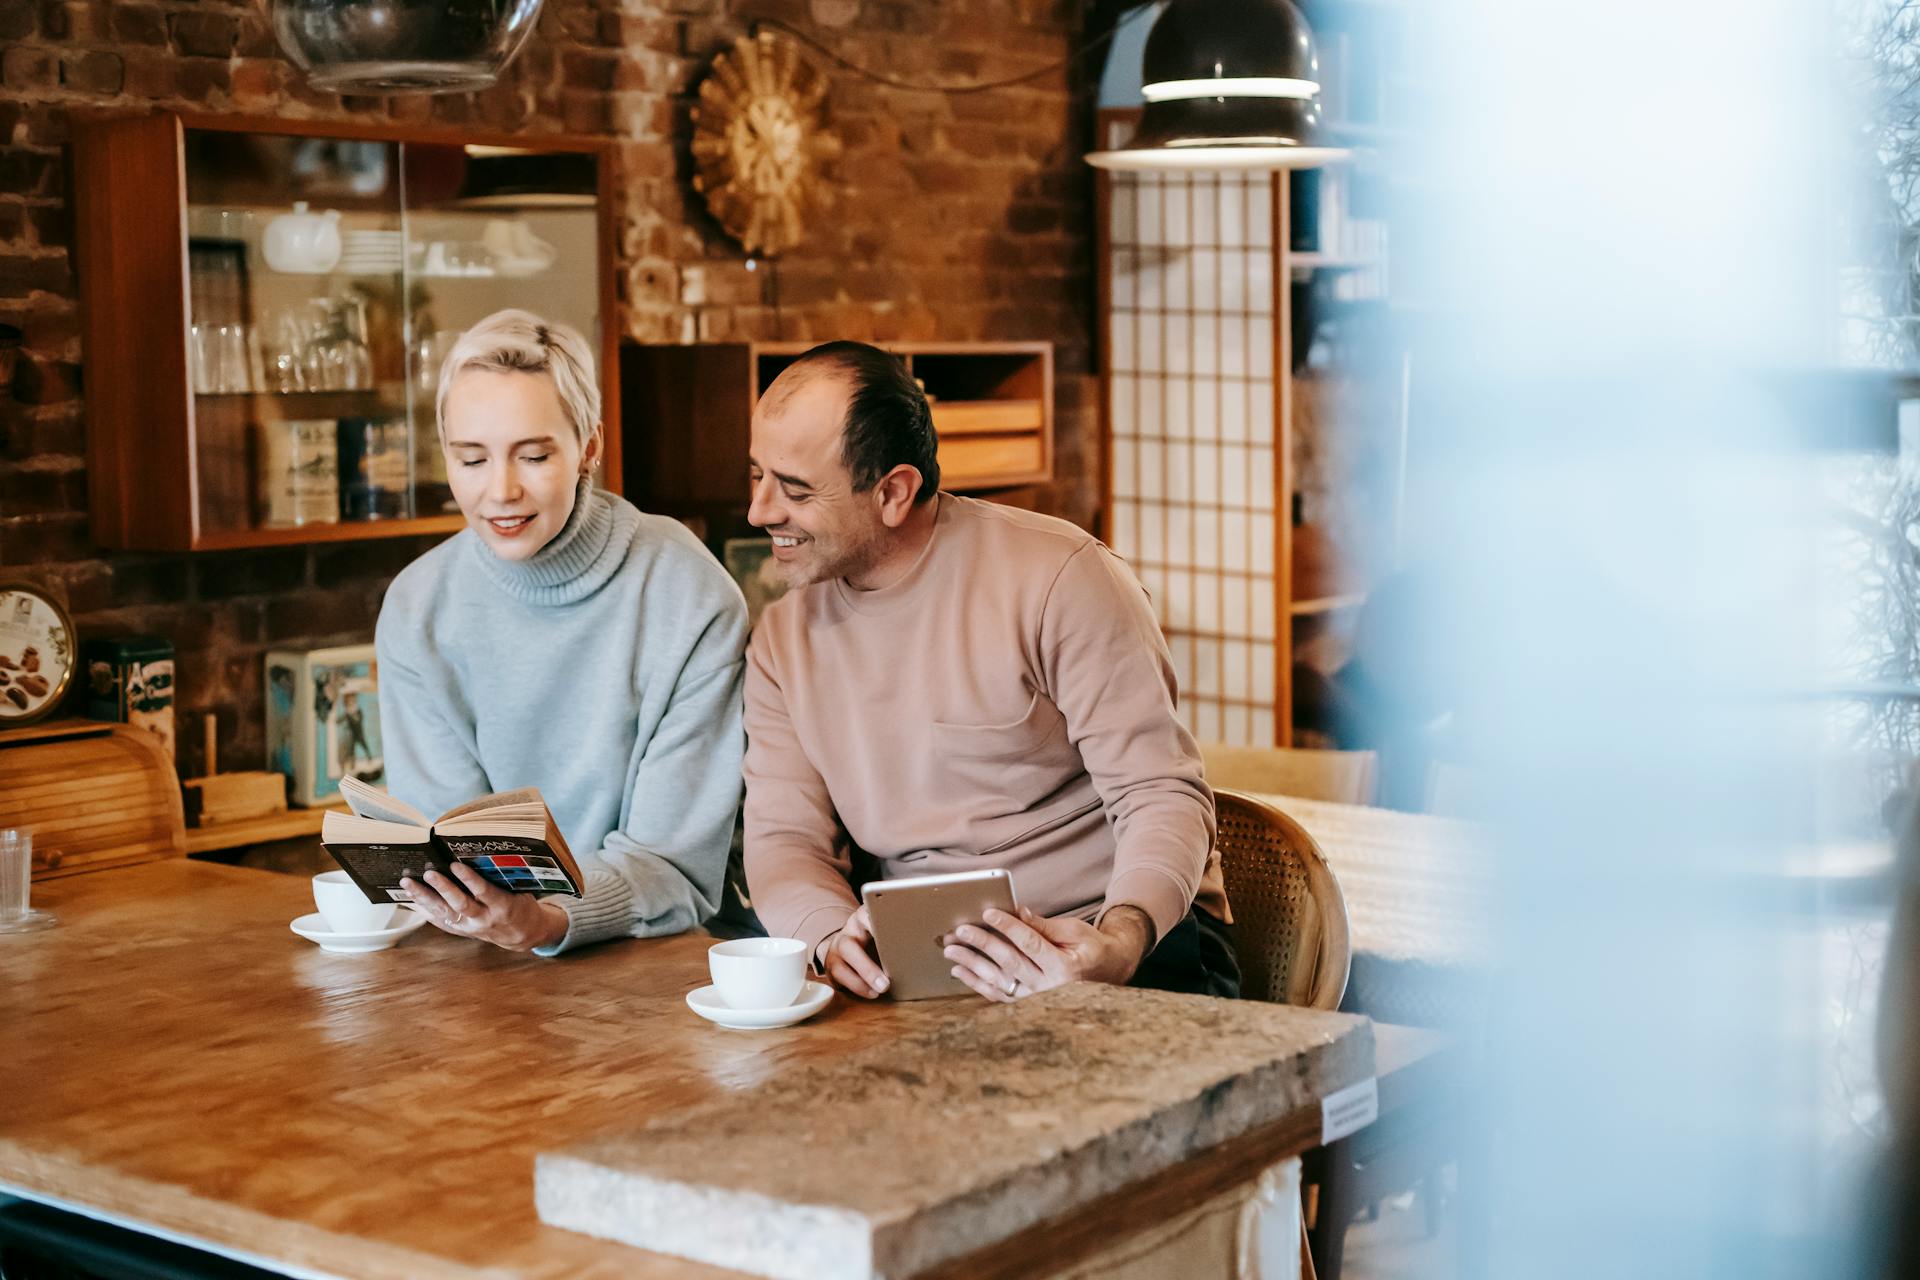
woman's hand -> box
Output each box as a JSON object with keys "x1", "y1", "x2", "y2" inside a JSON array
[{"x1": 401, "y1": 863, "x2": 570, "y2": 952}]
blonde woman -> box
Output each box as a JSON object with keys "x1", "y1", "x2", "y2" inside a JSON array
[{"x1": 376, "y1": 309, "x2": 748, "y2": 953}]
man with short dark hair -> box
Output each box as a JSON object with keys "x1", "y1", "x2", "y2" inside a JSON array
[{"x1": 742, "y1": 341, "x2": 1237, "y2": 1002}]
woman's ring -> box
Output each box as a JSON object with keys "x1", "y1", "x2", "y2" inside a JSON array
[{"x1": 1004, "y1": 978, "x2": 1017, "y2": 997}]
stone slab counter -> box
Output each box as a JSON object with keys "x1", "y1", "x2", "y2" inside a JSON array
[{"x1": 536, "y1": 982, "x2": 1373, "y2": 1280}]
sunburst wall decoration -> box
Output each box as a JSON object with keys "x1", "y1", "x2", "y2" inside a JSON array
[{"x1": 690, "y1": 31, "x2": 839, "y2": 258}]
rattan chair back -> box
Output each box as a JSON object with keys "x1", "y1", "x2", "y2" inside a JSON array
[{"x1": 1214, "y1": 788, "x2": 1352, "y2": 1010}]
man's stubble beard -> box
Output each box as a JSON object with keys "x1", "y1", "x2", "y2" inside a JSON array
[{"x1": 783, "y1": 521, "x2": 887, "y2": 590}]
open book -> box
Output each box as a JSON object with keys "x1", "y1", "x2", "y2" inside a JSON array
[{"x1": 321, "y1": 775, "x2": 587, "y2": 905}]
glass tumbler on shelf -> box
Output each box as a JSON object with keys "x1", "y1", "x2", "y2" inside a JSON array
[
  {"x1": 216, "y1": 323, "x2": 251, "y2": 393},
  {"x1": 190, "y1": 322, "x2": 213, "y2": 394},
  {"x1": 193, "y1": 321, "x2": 252, "y2": 394},
  {"x1": 297, "y1": 299, "x2": 337, "y2": 390},
  {"x1": 264, "y1": 342, "x2": 304, "y2": 394},
  {"x1": 341, "y1": 298, "x2": 373, "y2": 392},
  {"x1": 0, "y1": 828, "x2": 56, "y2": 934},
  {"x1": 409, "y1": 329, "x2": 460, "y2": 398},
  {"x1": 267, "y1": 308, "x2": 314, "y2": 394}
]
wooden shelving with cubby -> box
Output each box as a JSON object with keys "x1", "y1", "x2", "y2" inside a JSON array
[{"x1": 621, "y1": 341, "x2": 1053, "y2": 551}]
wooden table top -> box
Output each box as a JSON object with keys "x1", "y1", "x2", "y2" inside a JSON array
[
  {"x1": 1249, "y1": 792, "x2": 1492, "y2": 970},
  {"x1": 0, "y1": 860, "x2": 1441, "y2": 1280}
]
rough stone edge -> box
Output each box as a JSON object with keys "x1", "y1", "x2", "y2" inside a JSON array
[
  {"x1": 534, "y1": 1152, "x2": 876, "y2": 1280},
  {"x1": 536, "y1": 1017, "x2": 1372, "y2": 1279},
  {"x1": 868, "y1": 1017, "x2": 1375, "y2": 1276}
]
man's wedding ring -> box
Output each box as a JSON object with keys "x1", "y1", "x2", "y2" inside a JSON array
[{"x1": 1004, "y1": 978, "x2": 1017, "y2": 997}]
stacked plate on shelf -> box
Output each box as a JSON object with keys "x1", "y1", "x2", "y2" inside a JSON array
[{"x1": 340, "y1": 229, "x2": 404, "y2": 276}]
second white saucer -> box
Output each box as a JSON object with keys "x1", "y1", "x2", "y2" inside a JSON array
[
  {"x1": 290, "y1": 909, "x2": 427, "y2": 954},
  {"x1": 686, "y1": 980, "x2": 833, "y2": 1030}
]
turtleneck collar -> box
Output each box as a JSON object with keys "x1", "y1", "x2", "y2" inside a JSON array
[{"x1": 467, "y1": 477, "x2": 630, "y2": 607}]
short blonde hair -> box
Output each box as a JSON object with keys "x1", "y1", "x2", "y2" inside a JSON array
[{"x1": 435, "y1": 309, "x2": 601, "y2": 451}]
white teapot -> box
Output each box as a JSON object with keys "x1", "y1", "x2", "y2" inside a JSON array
[{"x1": 262, "y1": 202, "x2": 342, "y2": 274}]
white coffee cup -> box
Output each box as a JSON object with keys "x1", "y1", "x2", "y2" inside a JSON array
[
  {"x1": 708, "y1": 937, "x2": 808, "y2": 1010},
  {"x1": 313, "y1": 870, "x2": 397, "y2": 933}
]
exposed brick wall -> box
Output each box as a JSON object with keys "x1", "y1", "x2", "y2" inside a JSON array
[{"x1": 0, "y1": 0, "x2": 1098, "y2": 779}]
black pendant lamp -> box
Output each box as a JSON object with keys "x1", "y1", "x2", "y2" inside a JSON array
[
  {"x1": 1087, "y1": 0, "x2": 1347, "y2": 172},
  {"x1": 270, "y1": 0, "x2": 546, "y2": 95}
]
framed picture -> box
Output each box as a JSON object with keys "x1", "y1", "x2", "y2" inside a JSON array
[
  {"x1": 0, "y1": 583, "x2": 76, "y2": 727},
  {"x1": 265, "y1": 644, "x2": 384, "y2": 807},
  {"x1": 723, "y1": 537, "x2": 790, "y2": 629}
]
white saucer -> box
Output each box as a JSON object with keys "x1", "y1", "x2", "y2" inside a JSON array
[
  {"x1": 686, "y1": 981, "x2": 833, "y2": 1030},
  {"x1": 290, "y1": 909, "x2": 427, "y2": 954}
]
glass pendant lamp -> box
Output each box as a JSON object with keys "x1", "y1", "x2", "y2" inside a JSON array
[{"x1": 269, "y1": 0, "x2": 546, "y2": 95}]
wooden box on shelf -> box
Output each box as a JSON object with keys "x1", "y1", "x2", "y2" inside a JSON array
[
  {"x1": 71, "y1": 110, "x2": 620, "y2": 552},
  {"x1": 621, "y1": 341, "x2": 1052, "y2": 542}
]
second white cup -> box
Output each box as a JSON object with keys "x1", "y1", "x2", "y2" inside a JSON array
[
  {"x1": 312, "y1": 870, "x2": 397, "y2": 933},
  {"x1": 708, "y1": 937, "x2": 808, "y2": 1010}
]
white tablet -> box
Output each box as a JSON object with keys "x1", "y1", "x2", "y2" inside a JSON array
[{"x1": 861, "y1": 869, "x2": 1019, "y2": 1000}]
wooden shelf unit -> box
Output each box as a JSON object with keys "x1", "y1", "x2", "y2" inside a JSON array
[
  {"x1": 71, "y1": 111, "x2": 621, "y2": 552},
  {"x1": 621, "y1": 341, "x2": 1052, "y2": 548},
  {"x1": 183, "y1": 803, "x2": 344, "y2": 857}
]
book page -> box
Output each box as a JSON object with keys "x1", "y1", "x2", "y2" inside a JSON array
[
  {"x1": 434, "y1": 787, "x2": 544, "y2": 825},
  {"x1": 322, "y1": 810, "x2": 433, "y2": 845},
  {"x1": 337, "y1": 775, "x2": 431, "y2": 828},
  {"x1": 436, "y1": 802, "x2": 545, "y2": 832}
]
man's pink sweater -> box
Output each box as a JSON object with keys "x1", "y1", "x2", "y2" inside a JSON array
[{"x1": 743, "y1": 494, "x2": 1228, "y2": 959}]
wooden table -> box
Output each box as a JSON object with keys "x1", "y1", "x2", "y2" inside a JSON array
[{"x1": 0, "y1": 861, "x2": 1430, "y2": 1280}]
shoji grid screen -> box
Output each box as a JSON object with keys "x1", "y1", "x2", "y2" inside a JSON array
[{"x1": 1103, "y1": 143, "x2": 1286, "y2": 747}]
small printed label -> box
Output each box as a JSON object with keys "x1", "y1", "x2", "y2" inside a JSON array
[
  {"x1": 1320, "y1": 1078, "x2": 1379, "y2": 1144},
  {"x1": 386, "y1": 888, "x2": 412, "y2": 902}
]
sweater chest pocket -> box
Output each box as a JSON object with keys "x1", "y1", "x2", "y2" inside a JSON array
[{"x1": 929, "y1": 691, "x2": 1082, "y2": 817}]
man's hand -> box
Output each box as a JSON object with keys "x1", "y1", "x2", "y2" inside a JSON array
[
  {"x1": 821, "y1": 904, "x2": 891, "y2": 998},
  {"x1": 944, "y1": 905, "x2": 1155, "y2": 1002},
  {"x1": 402, "y1": 864, "x2": 570, "y2": 952}
]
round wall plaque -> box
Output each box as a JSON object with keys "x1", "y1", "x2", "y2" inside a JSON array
[
  {"x1": 0, "y1": 583, "x2": 75, "y2": 727},
  {"x1": 690, "y1": 31, "x2": 839, "y2": 258}
]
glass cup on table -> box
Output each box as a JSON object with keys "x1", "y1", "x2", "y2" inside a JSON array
[{"x1": 0, "y1": 829, "x2": 57, "y2": 934}]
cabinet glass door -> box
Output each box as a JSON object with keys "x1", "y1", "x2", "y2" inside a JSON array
[
  {"x1": 184, "y1": 129, "x2": 410, "y2": 539},
  {"x1": 399, "y1": 142, "x2": 603, "y2": 513}
]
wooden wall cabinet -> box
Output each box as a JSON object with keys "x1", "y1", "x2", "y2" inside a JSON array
[
  {"x1": 621, "y1": 341, "x2": 1052, "y2": 546},
  {"x1": 72, "y1": 111, "x2": 620, "y2": 552}
]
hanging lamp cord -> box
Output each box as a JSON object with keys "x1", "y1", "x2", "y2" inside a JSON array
[{"x1": 750, "y1": 17, "x2": 1120, "y2": 95}]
